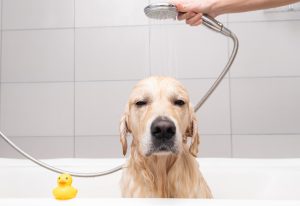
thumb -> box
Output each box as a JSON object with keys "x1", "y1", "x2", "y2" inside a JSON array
[
  {"x1": 170, "y1": 0, "x2": 192, "y2": 12},
  {"x1": 169, "y1": 0, "x2": 181, "y2": 5},
  {"x1": 177, "y1": 2, "x2": 205, "y2": 13},
  {"x1": 176, "y1": 3, "x2": 194, "y2": 12}
]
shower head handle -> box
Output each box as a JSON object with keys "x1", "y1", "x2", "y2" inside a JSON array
[
  {"x1": 202, "y1": 15, "x2": 223, "y2": 32},
  {"x1": 176, "y1": 10, "x2": 224, "y2": 32},
  {"x1": 201, "y1": 15, "x2": 231, "y2": 36}
]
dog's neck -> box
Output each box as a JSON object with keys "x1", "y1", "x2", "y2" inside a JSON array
[{"x1": 127, "y1": 145, "x2": 198, "y2": 197}]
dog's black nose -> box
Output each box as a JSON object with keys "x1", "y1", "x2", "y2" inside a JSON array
[{"x1": 151, "y1": 116, "x2": 176, "y2": 140}]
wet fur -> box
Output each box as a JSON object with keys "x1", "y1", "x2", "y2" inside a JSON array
[{"x1": 119, "y1": 76, "x2": 212, "y2": 198}]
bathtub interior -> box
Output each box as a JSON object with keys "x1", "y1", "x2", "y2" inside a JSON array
[{"x1": 0, "y1": 158, "x2": 300, "y2": 200}]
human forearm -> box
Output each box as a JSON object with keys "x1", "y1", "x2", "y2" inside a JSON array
[
  {"x1": 173, "y1": 0, "x2": 300, "y2": 26},
  {"x1": 212, "y1": 0, "x2": 300, "y2": 16}
]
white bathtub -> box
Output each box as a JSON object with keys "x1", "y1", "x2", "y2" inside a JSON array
[{"x1": 0, "y1": 158, "x2": 300, "y2": 206}]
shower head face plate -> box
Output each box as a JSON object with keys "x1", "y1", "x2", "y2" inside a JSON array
[{"x1": 144, "y1": 3, "x2": 178, "y2": 20}]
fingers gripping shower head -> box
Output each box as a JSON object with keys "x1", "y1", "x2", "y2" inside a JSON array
[{"x1": 144, "y1": 2, "x2": 231, "y2": 36}]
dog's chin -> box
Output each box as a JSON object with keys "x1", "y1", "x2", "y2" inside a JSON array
[{"x1": 145, "y1": 144, "x2": 179, "y2": 157}]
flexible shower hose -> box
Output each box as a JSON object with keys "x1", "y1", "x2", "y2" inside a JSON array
[{"x1": 0, "y1": 15, "x2": 238, "y2": 178}]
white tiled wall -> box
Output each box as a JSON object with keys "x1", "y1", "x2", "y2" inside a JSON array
[
  {"x1": 75, "y1": 81, "x2": 135, "y2": 136},
  {"x1": 2, "y1": 30, "x2": 74, "y2": 82},
  {"x1": 150, "y1": 25, "x2": 229, "y2": 78},
  {"x1": 75, "y1": 136, "x2": 121, "y2": 158},
  {"x1": 0, "y1": 0, "x2": 300, "y2": 159},
  {"x1": 75, "y1": 0, "x2": 149, "y2": 27},
  {"x1": 2, "y1": 0, "x2": 75, "y2": 29},
  {"x1": 0, "y1": 136, "x2": 74, "y2": 158},
  {"x1": 200, "y1": 135, "x2": 232, "y2": 157},
  {"x1": 231, "y1": 78, "x2": 300, "y2": 135},
  {"x1": 75, "y1": 27, "x2": 149, "y2": 81},
  {"x1": 1, "y1": 83, "x2": 74, "y2": 137},
  {"x1": 229, "y1": 21, "x2": 300, "y2": 78},
  {"x1": 232, "y1": 135, "x2": 300, "y2": 158},
  {"x1": 181, "y1": 79, "x2": 231, "y2": 135}
]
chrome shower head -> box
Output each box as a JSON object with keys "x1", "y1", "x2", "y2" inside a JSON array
[{"x1": 144, "y1": 3, "x2": 178, "y2": 20}]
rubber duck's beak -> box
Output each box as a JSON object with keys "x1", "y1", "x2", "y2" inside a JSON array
[
  {"x1": 57, "y1": 174, "x2": 72, "y2": 185},
  {"x1": 58, "y1": 179, "x2": 67, "y2": 184}
]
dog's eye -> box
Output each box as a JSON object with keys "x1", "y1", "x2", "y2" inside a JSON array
[
  {"x1": 135, "y1": 100, "x2": 147, "y2": 107},
  {"x1": 174, "y1": 99, "x2": 185, "y2": 106}
]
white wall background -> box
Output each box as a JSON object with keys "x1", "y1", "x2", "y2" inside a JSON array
[{"x1": 0, "y1": 0, "x2": 299, "y2": 159}]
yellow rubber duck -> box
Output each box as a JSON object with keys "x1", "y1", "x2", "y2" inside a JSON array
[{"x1": 53, "y1": 173, "x2": 78, "y2": 200}]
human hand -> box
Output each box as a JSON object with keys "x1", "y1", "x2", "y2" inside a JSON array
[{"x1": 171, "y1": 0, "x2": 218, "y2": 26}]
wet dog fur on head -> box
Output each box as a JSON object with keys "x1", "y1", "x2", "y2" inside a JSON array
[{"x1": 119, "y1": 76, "x2": 212, "y2": 198}]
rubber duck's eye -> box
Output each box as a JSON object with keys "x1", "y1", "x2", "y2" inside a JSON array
[
  {"x1": 66, "y1": 177, "x2": 68, "y2": 180},
  {"x1": 135, "y1": 100, "x2": 147, "y2": 107},
  {"x1": 174, "y1": 99, "x2": 185, "y2": 106},
  {"x1": 58, "y1": 177, "x2": 61, "y2": 180}
]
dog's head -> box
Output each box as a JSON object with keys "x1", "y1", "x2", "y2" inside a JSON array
[{"x1": 120, "y1": 76, "x2": 199, "y2": 157}]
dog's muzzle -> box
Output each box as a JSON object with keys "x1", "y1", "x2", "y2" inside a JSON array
[{"x1": 149, "y1": 116, "x2": 177, "y2": 154}]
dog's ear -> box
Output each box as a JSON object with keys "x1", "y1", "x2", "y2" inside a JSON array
[
  {"x1": 119, "y1": 104, "x2": 130, "y2": 156},
  {"x1": 186, "y1": 104, "x2": 200, "y2": 157}
]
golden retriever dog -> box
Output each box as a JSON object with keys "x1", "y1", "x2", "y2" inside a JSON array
[{"x1": 119, "y1": 76, "x2": 212, "y2": 198}]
